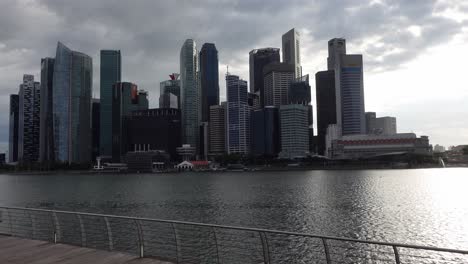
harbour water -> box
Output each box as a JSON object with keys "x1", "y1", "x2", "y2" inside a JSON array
[{"x1": 0, "y1": 168, "x2": 467, "y2": 250}]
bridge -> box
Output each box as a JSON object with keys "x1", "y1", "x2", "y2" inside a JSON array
[{"x1": 1, "y1": 206, "x2": 467, "y2": 263}]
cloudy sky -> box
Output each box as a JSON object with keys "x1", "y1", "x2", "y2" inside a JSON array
[{"x1": 1, "y1": 0, "x2": 467, "y2": 152}]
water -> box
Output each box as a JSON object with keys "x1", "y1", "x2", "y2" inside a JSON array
[{"x1": 0, "y1": 168, "x2": 467, "y2": 250}]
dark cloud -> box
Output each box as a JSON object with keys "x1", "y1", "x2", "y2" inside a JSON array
[{"x1": 0, "y1": 0, "x2": 466, "y2": 150}]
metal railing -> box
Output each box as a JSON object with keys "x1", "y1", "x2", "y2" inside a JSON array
[{"x1": 1, "y1": 206, "x2": 468, "y2": 263}]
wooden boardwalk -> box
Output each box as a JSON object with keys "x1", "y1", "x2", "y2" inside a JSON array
[{"x1": 0, "y1": 235, "x2": 172, "y2": 264}]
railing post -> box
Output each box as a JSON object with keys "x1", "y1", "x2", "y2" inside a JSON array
[
  {"x1": 134, "y1": 219, "x2": 144, "y2": 258},
  {"x1": 6, "y1": 208, "x2": 13, "y2": 236},
  {"x1": 393, "y1": 245, "x2": 401, "y2": 264},
  {"x1": 171, "y1": 223, "x2": 179, "y2": 264},
  {"x1": 211, "y1": 227, "x2": 220, "y2": 264},
  {"x1": 259, "y1": 232, "x2": 271, "y2": 264},
  {"x1": 77, "y1": 214, "x2": 86, "y2": 247},
  {"x1": 104, "y1": 217, "x2": 113, "y2": 251},
  {"x1": 52, "y1": 211, "x2": 60, "y2": 244},
  {"x1": 322, "y1": 238, "x2": 331, "y2": 264},
  {"x1": 27, "y1": 210, "x2": 36, "y2": 239}
]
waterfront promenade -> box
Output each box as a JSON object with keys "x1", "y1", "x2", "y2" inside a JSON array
[{"x1": 0, "y1": 235, "x2": 170, "y2": 264}]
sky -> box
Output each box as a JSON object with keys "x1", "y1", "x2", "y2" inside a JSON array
[{"x1": 0, "y1": 0, "x2": 467, "y2": 152}]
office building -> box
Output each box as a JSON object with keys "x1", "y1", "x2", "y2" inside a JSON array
[
  {"x1": 263, "y1": 62, "x2": 295, "y2": 107},
  {"x1": 282, "y1": 28, "x2": 301, "y2": 78},
  {"x1": 8, "y1": 94, "x2": 19, "y2": 163},
  {"x1": 247, "y1": 92, "x2": 260, "y2": 110},
  {"x1": 160, "y1": 74, "x2": 181, "y2": 109},
  {"x1": 327, "y1": 38, "x2": 346, "y2": 70},
  {"x1": 366, "y1": 112, "x2": 397, "y2": 135},
  {"x1": 249, "y1": 48, "x2": 280, "y2": 107},
  {"x1": 180, "y1": 39, "x2": 199, "y2": 150},
  {"x1": 199, "y1": 43, "x2": 219, "y2": 122},
  {"x1": 159, "y1": 92, "x2": 178, "y2": 109},
  {"x1": 316, "y1": 70, "x2": 337, "y2": 155},
  {"x1": 39, "y1": 58, "x2": 55, "y2": 163},
  {"x1": 100, "y1": 50, "x2": 121, "y2": 157},
  {"x1": 279, "y1": 104, "x2": 309, "y2": 159},
  {"x1": 53, "y1": 42, "x2": 92, "y2": 164},
  {"x1": 289, "y1": 75, "x2": 311, "y2": 105},
  {"x1": 226, "y1": 74, "x2": 250, "y2": 155},
  {"x1": 252, "y1": 106, "x2": 280, "y2": 157},
  {"x1": 209, "y1": 104, "x2": 226, "y2": 156},
  {"x1": 111, "y1": 82, "x2": 148, "y2": 162},
  {"x1": 18, "y1": 74, "x2": 40, "y2": 163},
  {"x1": 92, "y1": 99, "x2": 100, "y2": 162},
  {"x1": 199, "y1": 122, "x2": 209, "y2": 159},
  {"x1": 127, "y1": 108, "x2": 181, "y2": 161}
]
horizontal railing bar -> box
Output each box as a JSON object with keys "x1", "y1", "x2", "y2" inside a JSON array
[{"x1": 1, "y1": 205, "x2": 468, "y2": 255}]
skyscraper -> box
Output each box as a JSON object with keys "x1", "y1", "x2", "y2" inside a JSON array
[
  {"x1": 263, "y1": 62, "x2": 295, "y2": 107},
  {"x1": 92, "y1": 99, "x2": 100, "y2": 162},
  {"x1": 180, "y1": 39, "x2": 199, "y2": 150},
  {"x1": 159, "y1": 93, "x2": 178, "y2": 109},
  {"x1": 316, "y1": 70, "x2": 337, "y2": 155},
  {"x1": 226, "y1": 74, "x2": 250, "y2": 155},
  {"x1": 53, "y1": 42, "x2": 92, "y2": 164},
  {"x1": 18, "y1": 75, "x2": 40, "y2": 163},
  {"x1": 160, "y1": 74, "x2": 181, "y2": 109},
  {"x1": 199, "y1": 43, "x2": 219, "y2": 122},
  {"x1": 282, "y1": 28, "x2": 301, "y2": 78},
  {"x1": 39, "y1": 58, "x2": 55, "y2": 163},
  {"x1": 288, "y1": 75, "x2": 311, "y2": 105},
  {"x1": 209, "y1": 104, "x2": 226, "y2": 156},
  {"x1": 249, "y1": 48, "x2": 280, "y2": 107},
  {"x1": 252, "y1": 106, "x2": 280, "y2": 157},
  {"x1": 279, "y1": 104, "x2": 309, "y2": 159},
  {"x1": 9, "y1": 94, "x2": 19, "y2": 163},
  {"x1": 327, "y1": 38, "x2": 346, "y2": 70},
  {"x1": 100, "y1": 50, "x2": 121, "y2": 157}
]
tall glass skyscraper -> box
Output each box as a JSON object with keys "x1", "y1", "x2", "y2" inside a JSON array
[
  {"x1": 18, "y1": 74, "x2": 40, "y2": 163},
  {"x1": 180, "y1": 39, "x2": 199, "y2": 150},
  {"x1": 199, "y1": 43, "x2": 219, "y2": 122},
  {"x1": 315, "y1": 70, "x2": 337, "y2": 155},
  {"x1": 100, "y1": 50, "x2": 121, "y2": 157},
  {"x1": 249, "y1": 48, "x2": 280, "y2": 107},
  {"x1": 53, "y1": 42, "x2": 93, "y2": 164},
  {"x1": 9, "y1": 94, "x2": 19, "y2": 163},
  {"x1": 226, "y1": 74, "x2": 250, "y2": 155},
  {"x1": 282, "y1": 28, "x2": 301, "y2": 78},
  {"x1": 39, "y1": 57, "x2": 55, "y2": 163}
]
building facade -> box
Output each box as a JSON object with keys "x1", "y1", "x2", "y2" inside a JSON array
[
  {"x1": 9, "y1": 94, "x2": 19, "y2": 163},
  {"x1": 159, "y1": 92, "x2": 178, "y2": 109},
  {"x1": 92, "y1": 99, "x2": 100, "y2": 162},
  {"x1": 18, "y1": 75, "x2": 40, "y2": 163},
  {"x1": 279, "y1": 104, "x2": 309, "y2": 159},
  {"x1": 316, "y1": 70, "x2": 337, "y2": 155},
  {"x1": 39, "y1": 58, "x2": 55, "y2": 163},
  {"x1": 263, "y1": 62, "x2": 295, "y2": 107},
  {"x1": 366, "y1": 112, "x2": 397, "y2": 135},
  {"x1": 53, "y1": 42, "x2": 92, "y2": 164},
  {"x1": 226, "y1": 74, "x2": 250, "y2": 155},
  {"x1": 160, "y1": 74, "x2": 180, "y2": 109},
  {"x1": 208, "y1": 104, "x2": 226, "y2": 156},
  {"x1": 199, "y1": 43, "x2": 219, "y2": 122},
  {"x1": 100, "y1": 50, "x2": 121, "y2": 157},
  {"x1": 252, "y1": 106, "x2": 280, "y2": 157},
  {"x1": 249, "y1": 48, "x2": 280, "y2": 107},
  {"x1": 180, "y1": 39, "x2": 199, "y2": 150},
  {"x1": 282, "y1": 28, "x2": 301, "y2": 78}
]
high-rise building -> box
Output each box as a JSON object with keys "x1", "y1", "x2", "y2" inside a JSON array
[
  {"x1": 279, "y1": 104, "x2": 309, "y2": 159},
  {"x1": 160, "y1": 74, "x2": 181, "y2": 109},
  {"x1": 226, "y1": 74, "x2": 250, "y2": 155},
  {"x1": 316, "y1": 70, "x2": 337, "y2": 155},
  {"x1": 252, "y1": 106, "x2": 280, "y2": 157},
  {"x1": 127, "y1": 108, "x2": 181, "y2": 160},
  {"x1": 365, "y1": 112, "x2": 377, "y2": 134},
  {"x1": 18, "y1": 75, "x2": 40, "y2": 163},
  {"x1": 263, "y1": 62, "x2": 295, "y2": 107},
  {"x1": 249, "y1": 48, "x2": 280, "y2": 107},
  {"x1": 327, "y1": 38, "x2": 346, "y2": 70},
  {"x1": 199, "y1": 43, "x2": 219, "y2": 122},
  {"x1": 53, "y1": 42, "x2": 92, "y2": 164},
  {"x1": 247, "y1": 92, "x2": 260, "y2": 111},
  {"x1": 366, "y1": 112, "x2": 397, "y2": 135},
  {"x1": 289, "y1": 75, "x2": 311, "y2": 105},
  {"x1": 92, "y1": 99, "x2": 100, "y2": 162},
  {"x1": 282, "y1": 28, "x2": 301, "y2": 78},
  {"x1": 159, "y1": 92, "x2": 178, "y2": 109},
  {"x1": 209, "y1": 104, "x2": 226, "y2": 156},
  {"x1": 8, "y1": 94, "x2": 19, "y2": 163},
  {"x1": 111, "y1": 82, "x2": 148, "y2": 162},
  {"x1": 180, "y1": 39, "x2": 199, "y2": 150},
  {"x1": 100, "y1": 50, "x2": 121, "y2": 157},
  {"x1": 39, "y1": 58, "x2": 55, "y2": 163}
]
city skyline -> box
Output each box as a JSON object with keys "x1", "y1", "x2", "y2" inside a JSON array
[{"x1": 0, "y1": 1, "x2": 468, "y2": 150}]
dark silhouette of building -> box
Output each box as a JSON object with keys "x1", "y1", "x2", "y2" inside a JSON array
[
  {"x1": 8, "y1": 94, "x2": 19, "y2": 163},
  {"x1": 199, "y1": 43, "x2": 219, "y2": 122},
  {"x1": 127, "y1": 108, "x2": 181, "y2": 161},
  {"x1": 92, "y1": 99, "x2": 100, "y2": 162},
  {"x1": 249, "y1": 48, "x2": 280, "y2": 107},
  {"x1": 100, "y1": 50, "x2": 121, "y2": 158},
  {"x1": 39, "y1": 57, "x2": 55, "y2": 163},
  {"x1": 316, "y1": 70, "x2": 337, "y2": 155},
  {"x1": 252, "y1": 106, "x2": 280, "y2": 157},
  {"x1": 289, "y1": 75, "x2": 311, "y2": 105}
]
